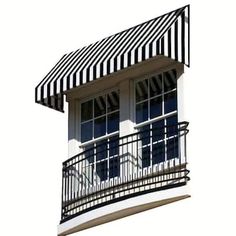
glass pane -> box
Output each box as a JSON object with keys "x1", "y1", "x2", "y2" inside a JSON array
[
  {"x1": 164, "y1": 69, "x2": 177, "y2": 92},
  {"x1": 94, "y1": 116, "x2": 106, "y2": 138},
  {"x1": 81, "y1": 121, "x2": 93, "y2": 142},
  {"x1": 94, "y1": 95, "x2": 106, "y2": 117},
  {"x1": 136, "y1": 79, "x2": 148, "y2": 102},
  {"x1": 150, "y1": 96, "x2": 162, "y2": 119},
  {"x1": 84, "y1": 144, "x2": 94, "y2": 163},
  {"x1": 109, "y1": 157, "x2": 120, "y2": 178},
  {"x1": 136, "y1": 101, "x2": 148, "y2": 123},
  {"x1": 96, "y1": 139, "x2": 107, "y2": 161},
  {"x1": 107, "y1": 91, "x2": 119, "y2": 112},
  {"x1": 164, "y1": 91, "x2": 177, "y2": 114},
  {"x1": 81, "y1": 100, "x2": 93, "y2": 122},
  {"x1": 167, "y1": 137, "x2": 179, "y2": 160},
  {"x1": 150, "y1": 74, "x2": 162, "y2": 97},
  {"x1": 109, "y1": 136, "x2": 119, "y2": 157},
  {"x1": 152, "y1": 119, "x2": 165, "y2": 141},
  {"x1": 167, "y1": 115, "x2": 178, "y2": 137},
  {"x1": 96, "y1": 160, "x2": 108, "y2": 181},
  {"x1": 152, "y1": 141, "x2": 165, "y2": 164},
  {"x1": 108, "y1": 112, "x2": 119, "y2": 133},
  {"x1": 142, "y1": 146, "x2": 150, "y2": 168},
  {"x1": 84, "y1": 164, "x2": 94, "y2": 186},
  {"x1": 140, "y1": 125, "x2": 150, "y2": 146}
]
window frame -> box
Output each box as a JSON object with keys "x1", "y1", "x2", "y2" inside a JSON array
[
  {"x1": 133, "y1": 69, "x2": 179, "y2": 169},
  {"x1": 134, "y1": 70, "x2": 178, "y2": 127},
  {"x1": 78, "y1": 87, "x2": 120, "y2": 184},
  {"x1": 79, "y1": 88, "x2": 120, "y2": 148}
]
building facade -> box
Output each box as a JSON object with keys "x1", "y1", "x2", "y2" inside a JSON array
[{"x1": 35, "y1": 5, "x2": 190, "y2": 236}]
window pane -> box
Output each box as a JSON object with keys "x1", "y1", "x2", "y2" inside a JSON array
[
  {"x1": 94, "y1": 116, "x2": 106, "y2": 138},
  {"x1": 150, "y1": 74, "x2": 162, "y2": 97},
  {"x1": 96, "y1": 161, "x2": 108, "y2": 181},
  {"x1": 108, "y1": 112, "x2": 119, "y2": 133},
  {"x1": 167, "y1": 115, "x2": 178, "y2": 137},
  {"x1": 136, "y1": 79, "x2": 148, "y2": 102},
  {"x1": 81, "y1": 121, "x2": 93, "y2": 142},
  {"x1": 94, "y1": 95, "x2": 106, "y2": 117},
  {"x1": 96, "y1": 140, "x2": 107, "y2": 161},
  {"x1": 164, "y1": 69, "x2": 177, "y2": 92},
  {"x1": 152, "y1": 119, "x2": 165, "y2": 141},
  {"x1": 152, "y1": 141, "x2": 165, "y2": 164},
  {"x1": 136, "y1": 101, "x2": 148, "y2": 123},
  {"x1": 109, "y1": 136, "x2": 119, "y2": 157},
  {"x1": 81, "y1": 100, "x2": 93, "y2": 122},
  {"x1": 109, "y1": 157, "x2": 120, "y2": 178},
  {"x1": 84, "y1": 144, "x2": 94, "y2": 163},
  {"x1": 107, "y1": 91, "x2": 119, "y2": 112},
  {"x1": 167, "y1": 137, "x2": 179, "y2": 160},
  {"x1": 150, "y1": 96, "x2": 162, "y2": 119},
  {"x1": 140, "y1": 125, "x2": 150, "y2": 146},
  {"x1": 83, "y1": 164, "x2": 94, "y2": 186},
  {"x1": 164, "y1": 91, "x2": 177, "y2": 114},
  {"x1": 142, "y1": 146, "x2": 150, "y2": 168}
]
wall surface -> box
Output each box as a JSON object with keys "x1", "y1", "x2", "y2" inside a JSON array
[{"x1": 0, "y1": 1, "x2": 236, "y2": 236}]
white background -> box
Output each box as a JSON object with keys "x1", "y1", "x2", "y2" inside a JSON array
[{"x1": 1, "y1": 0, "x2": 236, "y2": 235}]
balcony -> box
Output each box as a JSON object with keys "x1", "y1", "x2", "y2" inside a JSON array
[{"x1": 61, "y1": 121, "x2": 189, "y2": 224}]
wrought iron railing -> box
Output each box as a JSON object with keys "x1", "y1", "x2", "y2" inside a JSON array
[{"x1": 61, "y1": 121, "x2": 189, "y2": 223}]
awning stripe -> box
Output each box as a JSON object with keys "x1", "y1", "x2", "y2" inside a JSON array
[{"x1": 36, "y1": 5, "x2": 190, "y2": 112}]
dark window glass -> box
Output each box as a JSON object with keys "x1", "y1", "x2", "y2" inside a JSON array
[
  {"x1": 150, "y1": 96, "x2": 162, "y2": 119},
  {"x1": 109, "y1": 157, "x2": 120, "y2": 178},
  {"x1": 140, "y1": 125, "x2": 150, "y2": 146},
  {"x1": 96, "y1": 140, "x2": 107, "y2": 161},
  {"x1": 94, "y1": 116, "x2": 106, "y2": 138},
  {"x1": 136, "y1": 79, "x2": 148, "y2": 102},
  {"x1": 167, "y1": 115, "x2": 178, "y2": 137},
  {"x1": 84, "y1": 144, "x2": 94, "y2": 163},
  {"x1": 150, "y1": 74, "x2": 162, "y2": 97},
  {"x1": 167, "y1": 137, "x2": 179, "y2": 160},
  {"x1": 107, "y1": 91, "x2": 119, "y2": 112},
  {"x1": 152, "y1": 141, "x2": 165, "y2": 164},
  {"x1": 81, "y1": 100, "x2": 93, "y2": 122},
  {"x1": 94, "y1": 95, "x2": 106, "y2": 117},
  {"x1": 164, "y1": 91, "x2": 177, "y2": 114},
  {"x1": 152, "y1": 119, "x2": 165, "y2": 141},
  {"x1": 96, "y1": 161, "x2": 108, "y2": 181},
  {"x1": 142, "y1": 146, "x2": 150, "y2": 168},
  {"x1": 109, "y1": 136, "x2": 119, "y2": 157},
  {"x1": 108, "y1": 112, "x2": 119, "y2": 133},
  {"x1": 81, "y1": 121, "x2": 93, "y2": 142},
  {"x1": 136, "y1": 101, "x2": 148, "y2": 123},
  {"x1": 164, "y1": 69, "x2": 177, "y2": 92}
]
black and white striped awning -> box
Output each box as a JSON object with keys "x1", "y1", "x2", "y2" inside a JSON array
[{"x1": 35, "y1": 5, "x2": 190, "y2": 112}]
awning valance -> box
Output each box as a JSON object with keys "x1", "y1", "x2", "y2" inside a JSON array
[{"x1": 35, "y1": 5, "x2": 190, "y2": 112}]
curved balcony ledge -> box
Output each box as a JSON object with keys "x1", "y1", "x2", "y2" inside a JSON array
[{"x1": 58, "y1": 184, "x2": 190, "y2": 236}]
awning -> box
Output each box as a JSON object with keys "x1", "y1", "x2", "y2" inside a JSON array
[{"x1": 35, "y1": 5, "x2": 190, "y2": 112}]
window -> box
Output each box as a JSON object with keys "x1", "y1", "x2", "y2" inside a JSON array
[
  {"x1": 83, "y1": 136, "x2": 120, "y2": 183},
  {"x1": 135, "y1": 70, "x2": 177, "y2": 124},
  {"x1": 135, "y1": 69, "x2": 179, "y2": 168},
  {"x1": 80, "y1": 90, "x2": 120, "y2": 182},
  {"x1": 81, "y1": 91, "x2": 119, "y2": 143}
]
